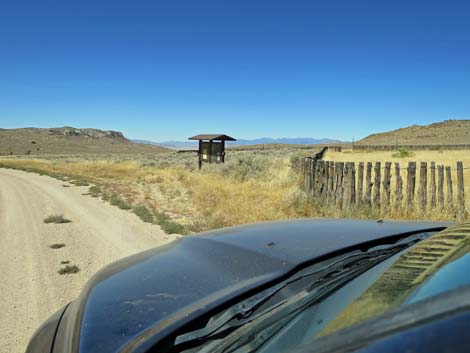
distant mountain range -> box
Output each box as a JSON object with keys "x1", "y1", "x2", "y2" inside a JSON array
[{"x1": 132, "y1": 137, "x2": 342, "y2": 149}]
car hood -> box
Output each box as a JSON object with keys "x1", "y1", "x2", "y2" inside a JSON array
[{"x1": 54, "y1": 219, "x2": 451, "y2": 353}]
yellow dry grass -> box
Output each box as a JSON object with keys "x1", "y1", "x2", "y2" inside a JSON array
[
  {"x1": 0, "y1": 153, "x2": 317, "y2": 231},
  {"x1": 1, "y1": 147, "x2": 468, "y2": 232}
]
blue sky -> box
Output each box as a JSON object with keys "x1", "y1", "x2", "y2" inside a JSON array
[{"x1": 1, "y1": 1, "x2": 469, "y2": 141}]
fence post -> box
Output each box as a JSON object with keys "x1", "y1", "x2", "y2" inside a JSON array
[
  {"x1": 351, "y1": 162, "x2": 356, "y2": 205},
  {"x1": 315, "y1": 161, "x2": 322, "y2": 197},
  {"x1": 383, "y1": 162, "x2": 391, "y2": 214},
  {"x1": 446, "y1": 166, "x2": 453, "y2": 213},
  {"x1": 437, "y1": 165, "x2": 444, "y2": 210},
  {"x1": 456, "y1": 161, "x2": 466, "y2": 219},
  {"x1": 357, "y1": 162, "x2": 364, "y2": 204},
  {"x1": 406, "y1": 162, "x2": 416, "y2": 210},
  {"x1": 321, "y1": 161, "x2": 328, "y2": 198},
  {"x1": 335, "y1": 162, "x2": 344, "y2": 209},
  {"x1": 333, "y1": 162, "x2": 339, "y2": 202},
  {"x1": 430, "y1": 162, "x2": 436, "y2": 209},
  {"x1": 373, "y1": 162, "x2": 381, "y2": 209},
  {"x1": 303, "y1": 158, "x2": 309, "y2": 192},
  {"x1": 364, "y1": 162, "x2": 373, "y2": 207},
  {"x1": 328, "y1": 161, "x2": 335, "y2": 195},
  {"x1": 324, "y1": 161, "x2": 329, "y2": 197},
  {"x1": 394, "y1": 162, "x2": 403, "y2": 213},
  {"x1": 342, "y1": 163, "x2": 350, "y2": 209},
  {"x1": 418, "y1": 162, "x2": 428, "y2": 213}
]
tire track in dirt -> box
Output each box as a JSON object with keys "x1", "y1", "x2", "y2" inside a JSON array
[{"x1": 0, "y1": 168, "x2": 177, "y2": 353}]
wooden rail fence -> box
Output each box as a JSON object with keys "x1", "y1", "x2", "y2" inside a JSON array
[{"x1": 302, "y1": 159, "x2": 468, "y2": 219}]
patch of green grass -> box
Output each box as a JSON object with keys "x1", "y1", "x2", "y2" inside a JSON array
[
  {"x1": 58, "y1": 265, "x2": 80, "y2": 275},
  {"x1": 161, "y1": 221, "x2": 188, "y2": 235},
  {"x1": 49, "y1": 243, "x2": 66, "y2": 249},
  {"x1": 71, "y1": 180, "x2": 90, "y2": 186},
  {"x1": 110, "y1": 193, "x2": 132, "y2": 210},
  {"x1": 133, "y1": 205, "x2": 154, "y2": 223},
  {"x1": 89, "y1": 185, "x2": 102, "y2": 197},
  {"x1": 153, "y1": 211, "x2": 188, "y2": 234},
  {"x1": 44, "y1": 214, "x2": 72, "y2": 224},
  {"x1": 154, "y1": 211, "x2": 170, "y2": 224}
]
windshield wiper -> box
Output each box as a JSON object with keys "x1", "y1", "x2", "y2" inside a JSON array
[{"x1": 174, "y1": 233, "x2": 427, "y2": 352}]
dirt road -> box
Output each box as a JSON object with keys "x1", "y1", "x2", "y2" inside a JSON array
[{"x1": 0, "y1": 168, "x2": 177, "y2": 353}]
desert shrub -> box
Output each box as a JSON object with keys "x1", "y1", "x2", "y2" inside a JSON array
[
  {"x1": 44, "y1": 214, "x2": 71, "y2": 224},
  {"x1": 109, "y1": 193, "x2": 131, "y2": 210},
  {"x1": 71, "y1": 180, "x2": 90, "y2": 186},
  {"x1": 58, "y1": 265, "x2": 80, "y2": 275},
  {"x1": 133, "y1": 205, "x2": 154, "y2": 223},
  {"x1": 392, "y1": 147, "x2": 414, "y2": 158},
  {"x1": 49, "y1": 243, "x2": 66, "y2": 249},
  {"x1": 154, "y1": 211, "x2": 170, "y2": 224},
  {"x1": 161, "y1": 221, "x2": 188, "y2": 235},
  {"x1": 89, "y1": 185, "x2": 102, "y2": 197}
]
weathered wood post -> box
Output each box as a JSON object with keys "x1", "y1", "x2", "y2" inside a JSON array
[
  {"x1": 314, "y1": 161, "x2": 321, "y2": 197},
  {"x1": 351, "y1": 162, "x2": 356, "y2": 205},
  {"x1": 456, "y1": 161, "x2": 466, "y2": 219},
  {"x1": 406, "y1": 162, "x2": 416, "y2": 210},
  {"x1": 324, "y1": 161, "x2": 330, "y2": 198},
  {"x1": 383, "y1": 162, "x2": 391, "y2": 214},
  {"x1": 335, "y1": 162, "x2": 344, "y2": 209},
  {"x1": 394, "y1": 162, "x2": 403, "y2": 213},
  {"x1": 317, "y1": 161, "x2": 324, "y2": 197},
  {"x1": 364, "y1": 162, "x2": 373, "y2": 207},
  {"x1": 446, "y1": 166, "x2": 454, "y2": 213},
  {"x1": 437, "y1": 165, "x2": 445, "y2": 210},
  {"x1": 372, "y1": 162, "x2": 381, "y2": 209},
  {"x1": 333, "y1": 162, "x2": 340, "y2": 202},
  {"x1": 418, "y1": 162, "x2": 428, "y2": 213},
  {"x1": 328, "y1": 161, "x2": 335, "y2": 195},
  {"x1": 309, "y1": 159, "x2": 315, "y2": 193},
  {"x1": 430, "y1": 162, "x2": 436, "y2": 209},
  {"x1": 357, "y1": 162, "x2": 364, "y2": 204},
  {"x1": 342, "y1": 163, "x2": 351, "y2": 209},
  {"x1": 321, "y1": 161, "x2": 328, "y2": 198},
  {"x1": 303, "y1": 158, "x2": 310, "y2": 192}
]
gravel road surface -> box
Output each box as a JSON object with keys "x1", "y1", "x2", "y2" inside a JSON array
[{"x1": 0, "y1": 168, "x2": 176, "y2": 353}]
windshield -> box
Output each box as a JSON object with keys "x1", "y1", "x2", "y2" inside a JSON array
[{"x1": 173, "y1": 225, "x2": 469, "y2": 353}]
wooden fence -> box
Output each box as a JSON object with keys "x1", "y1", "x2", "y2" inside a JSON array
[{"x1": 302, "y1": 159, "x2": 468, "y2": 219}]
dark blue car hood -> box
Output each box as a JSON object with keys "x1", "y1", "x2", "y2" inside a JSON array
[{"x1": 59, "y1": 219, "x2": 450, "y2": 353}]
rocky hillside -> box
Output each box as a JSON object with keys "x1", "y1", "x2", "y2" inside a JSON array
[
  {"x1": 0, "y1": 127, "x2": 169, "y2": 155},
  {"x1": 358, "y1": 119, "x2": 470, "y2": 145}
]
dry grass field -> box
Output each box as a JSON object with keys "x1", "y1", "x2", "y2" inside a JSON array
[{"x1": 1, "y1": 146, "x2": 469, "y2": 233}]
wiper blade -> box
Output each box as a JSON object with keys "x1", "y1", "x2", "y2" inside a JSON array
[
  {"x1": 175, "y1": 233, "x2": 426, "y2": 350},
  {"x1": 196, "y1": 259, "x2": 386, "y2": 353}
]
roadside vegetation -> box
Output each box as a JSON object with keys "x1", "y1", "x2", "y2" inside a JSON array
[
  {"x1": 391, "y1": 147, "x2": 415, "y2": 158},
  {"x1": 44, "y1": 214, "x2": 72, "y2": 224},
  {"x1": 58, "y1": 264, "x2": 80, "y2": 275},
  {"x1": 49, "y1": 243, "x2": 66, "y2": 249},
  {"x1": 2, "y1": 147, "x2": 469, "y2": 233}
]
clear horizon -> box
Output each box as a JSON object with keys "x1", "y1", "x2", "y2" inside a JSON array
[{"x1": 1, "y1": 1, "x2": 470, "y2": 141}]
